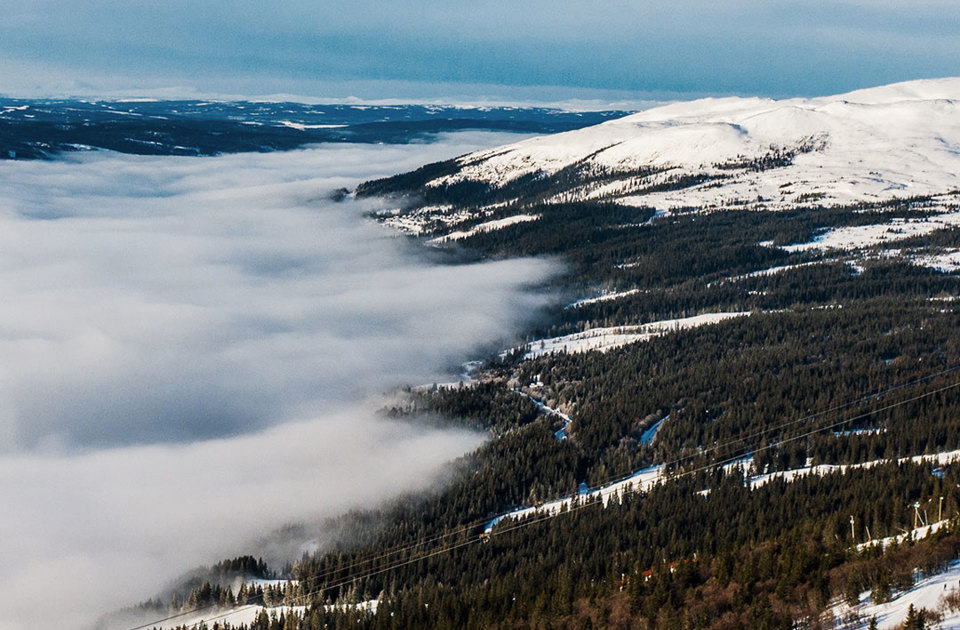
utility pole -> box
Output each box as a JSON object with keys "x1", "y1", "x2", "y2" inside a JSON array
[
  {"x1": 914, "y1": 501, "x2": 921, "y2": 530},
  {"x1": 940, "y1": 496, "x2": 944, "y2": 523},
  {"x1": 850, "y1": 515, "x2": 856, "y2": 543}
]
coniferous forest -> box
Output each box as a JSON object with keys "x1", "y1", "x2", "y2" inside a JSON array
[{"x1": 140, "y1": 161, "x2": 960, "y2": 630}]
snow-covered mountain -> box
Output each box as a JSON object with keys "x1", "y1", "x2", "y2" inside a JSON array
[{"x1": 367, "y1": 78, "x2": 960, "y2": 227}]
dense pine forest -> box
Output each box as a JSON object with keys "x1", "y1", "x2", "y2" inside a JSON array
[{"x1": 130, "y1": 158, "x2": 960, "y2": 630}]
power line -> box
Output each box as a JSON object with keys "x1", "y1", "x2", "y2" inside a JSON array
[{"x1": 127, "y1": 365, "x2": 960, "y2": 629}]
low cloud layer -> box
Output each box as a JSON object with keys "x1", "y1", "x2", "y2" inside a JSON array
[
  {"x1": 0, "y1": 414, "x2": 485, "y2": 630},
  {"x1": 0, "y1": 134, "x2": 557, "y2": 629}
]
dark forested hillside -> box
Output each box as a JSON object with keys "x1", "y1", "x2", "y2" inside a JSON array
[{"x1": 137, "y1": 139, "x2": 960, "y2": 630}]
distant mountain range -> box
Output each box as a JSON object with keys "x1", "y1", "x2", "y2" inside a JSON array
[{"x1": 0, "y1": 99, "x2": 626, "y2": 160}]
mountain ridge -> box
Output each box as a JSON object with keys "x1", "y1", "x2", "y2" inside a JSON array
[{"x1": 360, "y1": 78, "x2": 960, "y2": 237}]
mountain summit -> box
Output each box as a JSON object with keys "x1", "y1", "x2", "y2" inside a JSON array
[{"x1": 362, "y1": 78, "x2": 960, "y2": 233}]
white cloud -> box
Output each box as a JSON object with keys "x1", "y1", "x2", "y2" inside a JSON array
[
  {"x1": 0, "y1": 412, "x2": 485, "y2": 630},
  {"x1": 0, "y1": 135, "x2": 558, "y2": 629},
  {"x1": 0, "y1": 136, "x2": 550, "y2": 450}
]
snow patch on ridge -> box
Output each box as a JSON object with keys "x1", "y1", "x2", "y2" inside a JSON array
[
  {"x1": 428, "y1": 213, "x2": 540, "y2": 243},
  {"x1": 568, "y1": 288, "x2": 643, "y2": 308},
  {"x1": 517, "y1": 312, "x2": 749, "y2": 359},
  {"x1": 914, "y1": 249, "x2": 960, "y2": 273}
]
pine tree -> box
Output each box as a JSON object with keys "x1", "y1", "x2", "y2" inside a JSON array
[{"x1": 904, "y1": 604, "x2": 925, "y2": 630}]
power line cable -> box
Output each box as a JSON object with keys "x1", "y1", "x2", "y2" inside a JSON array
[{"x1": 128, "y1": 366, "x2": 960, "y2": 629}]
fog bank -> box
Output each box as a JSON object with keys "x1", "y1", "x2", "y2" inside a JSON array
[{"x1": 0, "y1": 133, "x2": 557, "y2": 629}]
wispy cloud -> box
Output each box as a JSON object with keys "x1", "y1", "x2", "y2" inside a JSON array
[{"x1": 0, "y1": 134, "x2": 558, "y2": 629}]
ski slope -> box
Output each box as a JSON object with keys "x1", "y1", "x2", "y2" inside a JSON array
[
  {"x1": 834, "y1": 560, "x2": 960, "y2": 629},
  {"x1": 749, "y1": 449, "x2": 960, "y2": 490},
  {"x1": 488, "y1": 450, "x2": 960, "y2": 541},
  {"x1": 484, "y1": 464, "x2": 665, "y2": 534}
]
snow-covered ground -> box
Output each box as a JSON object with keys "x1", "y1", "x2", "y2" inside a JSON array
[
  {"x1": 834, "y1": 560, "x2": 960, "y2": 629},
  {"x1": 420, "y1": 78, "x2": 960, "y2": 214},
  {"x1": 915, "y1": 250, "x2": 960, "y2": 273},
  {"x1": 748, "y1": 450, "x2": 960, "y2": 490},
  {"x1": 485, "y1": 464, "x2": 664, "y2": 534},
  {"x1": 487, "y1": 448, "x2": 960, "y2": 546},
  {"x1": 568, "y1": 288, "x2": 643, "y2": 308},
  {"x1": 428, "y1": 213, "x2": 540, "y2": 243},
  {"x1": 517, "y1": 312, "x2": 749, "y2": 359},
  {"x1": 149, "y1": 598, "x2": 380, "y2": 630},
  {"x1": 856, "y1": 519, "x2": 950, "y2": 553},
  {"x1": 781, "y1": 212, "x2": 960, "y2": 253},
  {"x1": 722, "y1": 260, "x2": 829, "y2": 283},
  {"x1": 639, "y1": 415, "x2": 667, "y2": 445},
  {"x1": 150, "y1": 604, "x2": 309, "y2": 630}
]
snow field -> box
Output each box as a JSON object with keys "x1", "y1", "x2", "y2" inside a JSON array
[
  {"x1": 423, "y1": 78, "x2": 960, "y2": 214},
  {"x1": 427, "y1": 213, "x2": 540, "y2": 243},
  {"x1": 151, "y1": 598, "x2": 380, "y2": 629},
  {"x1": 517, "y1": 312, "x2": 749, "y2": 359},
  {"x1": 748, "y1": 450, "x2": 960, "y2": 491},
  {"x1": 567, "y1": 288, "x2": 643, "y2": 308},
  {"x1": 782, "y1": 211, "x2": 960, "y2": 253},
  {"x1": 151, "y1": 604, "x2": 309, "y2": 630},
  {"x1": 834, "y1": 560, "x2": 960, "y2": 629}
]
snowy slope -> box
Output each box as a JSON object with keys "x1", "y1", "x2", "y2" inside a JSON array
[
  {"x1": 515, "y1": 312, "x2": 749, "y2": 359},
  {"x1": 150, "y1": 604, "x2": 308, "y2": 630},
  {"x1": 150, "y1": 599, "x2": 379, "y2": 629},
  {"x1": 749, "y1": 449, "x2": 960, "y2": 490},
  {"x1": 421, "y1": 78, "x2": 960, "y2": 214},
  {"x1": 834, "y1": 560, "x2": 960, "y2": 629},
  {"x1": 488, "y1": 449, "x2": 960, "y2": 544}
]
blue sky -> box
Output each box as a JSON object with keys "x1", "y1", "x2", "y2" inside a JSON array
[{"x1": 1, "y1": 0, "x2": 959, "y2": 102}]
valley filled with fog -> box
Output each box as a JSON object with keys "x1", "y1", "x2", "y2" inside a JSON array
[{"x1": 0, "y1": 132, "x2": 558, "y2": 629}]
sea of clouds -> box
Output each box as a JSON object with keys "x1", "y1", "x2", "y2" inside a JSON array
[{"x1": 0, "y1": 133, "x2": 557, "y2": 629}]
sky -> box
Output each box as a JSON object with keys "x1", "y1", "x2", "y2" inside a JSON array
[
  {"x1": 0, "y1": 133, "x2": 560, "y2": 630},
  {"x1": 1, "y1": 0, "x2": 959, "y2": 102}
]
